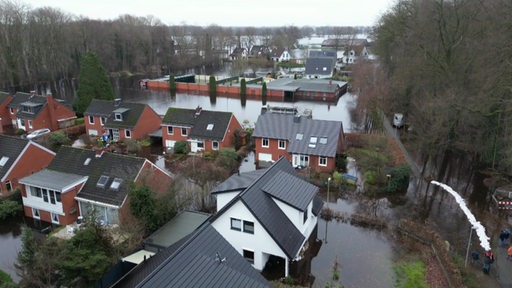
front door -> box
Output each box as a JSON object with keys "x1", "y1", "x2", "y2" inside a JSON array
[{"x1": 292, "y1": 154, "x2": 309, "y2": 168}]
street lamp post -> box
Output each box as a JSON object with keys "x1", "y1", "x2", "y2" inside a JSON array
[{"x1": 327, "y1": 177, "x2": 332, "y2": 206}]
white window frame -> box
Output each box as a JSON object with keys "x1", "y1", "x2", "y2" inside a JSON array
[
  {"x1": 319, "y1": 156, "x2": 327, "y2": 167},
  {"x1": 278, "y1": 139, "x2": 286, "y2": 150},
  {"x1": 100, "y1": 117, "x2": 106, "y2": 126},
  {"x1": 167, "y1": 126, "x2": 174, "y2": 135},
  {"x1": 32, "y1": 208, "x2": 40, "y2": 219},
  {"x1": 181, "y1": 127, "x2": 187, "y2": 136},
  {"x1": 125, "y1": 129, "x2": 132, "y2": 138},
  {"x1": 9, "y1": 107, "x2": 14, "y2": 114},
  {"x1": 28, "y1": 120, "x2": 33, "y2": 129},
  {"x1": 51, "y1": 212, "x2": 59, "y2": 224},
  {"x1": 212, "y1": 141, "x2": 219, "y2": 150},
  {"x1": 262, "y1": 138, "x2": 269, "y2": 148},
  {"x1": 5, "y1": 181, "x2": 12, "y2": 191},
  {"x1": 243, "y1": 249, "x2": 255, "y2": 264},
  {"x1": 88, "y1": 115, "x2": 94, "y2": 124}
]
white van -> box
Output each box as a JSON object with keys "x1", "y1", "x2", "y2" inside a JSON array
[{"x1": 393, "y1": 113, "x2": 404, "y2": 128}]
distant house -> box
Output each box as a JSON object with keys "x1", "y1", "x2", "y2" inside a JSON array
[
  {"x1": 252, "y1": 112, "x2": 346, "y2": 172},
  {"x1": 230, "y1": 47, "x2": 248, "y2": 60},
  {"x1": 112, "y1": 221, "x2": 272, "y2": 288},
  {"x1": 5, "y1": 91, "x2": 76, "y2": 132},
  {"x1": 161, "y1": 107, "x2": 242, "y2": 153},
  {"x1": 210, "y1": 157, "x2": 323, "y2": 277},
  {"x1": 19, "y1": 146, "x2": 172, "y2": 225},
  {"x1": 0, "y1": 135, "x2": 56, "y2": 195},
  {"x1": 321, "y1": 38, "x2": 370, "y2": 65},
  {"x1": 270, "y1": 48, "x2": 290, "y2": 62},
  {"x1": 304, "y1": 57, "x2": 337, "y2": 79},
  {"x1": 84, "y1": 99, "x2": 162, "y2": 141},
  {"x1": 249, "y1": 45, "x2": 270, "y2": 58},
  {"x1": 0, "y1": 91, "x2": 13, "y2": 134}
]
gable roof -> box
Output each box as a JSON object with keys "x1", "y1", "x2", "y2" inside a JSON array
[
  {"x1": 304, "y1": 57, "x2": 336, "y2": 76},
  {"x1": 252, "y1": 113, "x2": 342, "y2": 157},
  {"x1": 6, "y1": 92, "x2": 73, "y2": 120},
  {"x1": 261, "y1": 170, "x2": 318, "y2": 211},
  {"x1": 46, "y1": 146, "x2": 146, "y2": 206},
  {"x1": 162, "y1": 107, "x2": 233, "y2": 141},
  {"x1": 0, "y1": 135, "x2": 30, "y2": 180},
  {"x1": 212, "y1": 158, "x2": 319, "y2": 259},
  {"x1": 0, "y1": 91, "x2": 10, "y2": 104},
  {"x1": 84, "y1": 99, "x2": 149, "y2": 129},
  {"x1": 113, "y1": 222, "x2": 271, "y2": 288},
  {"x1": 211, "y1": 169, "x2": 266, "y2": 194}
]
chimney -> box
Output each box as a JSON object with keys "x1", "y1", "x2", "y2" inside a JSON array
[
  {"x1": 114, "y1": 98, "x2": 122, "y2": 107},
  {"x1": 261, "y1": 105, "x2": 268, "y2": 115},
  {"x1": 195, "y1": 106, "x2": 202, "y2": 117}
]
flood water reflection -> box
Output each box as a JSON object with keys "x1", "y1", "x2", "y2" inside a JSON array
[{"x1": 0, "y1": 215, "x2": 24, "y2": 282}]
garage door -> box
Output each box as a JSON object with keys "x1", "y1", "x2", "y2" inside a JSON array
[{"x1": 258, "y1": 153, "x2": 273, "y2": 162}]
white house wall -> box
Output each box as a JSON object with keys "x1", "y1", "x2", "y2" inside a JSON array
[
  {"x1": 211, "y1": 200, "x2": 287, "y2": 271},
  {"x1": 272, "y1": 198, "x2": 317, "y2": 236},
  {"x1": 215, "y1": 191, "x2": 241, "y2": 211},
  {"x1": 23, "y1": 193, "x2": 64, "y2": 215}
]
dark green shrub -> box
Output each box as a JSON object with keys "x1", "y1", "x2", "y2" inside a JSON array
[
  {"x1": 383, "y1": 164, "x2": 411, "y2": 193},
  {"x1": 364, "y1": 171, "x2": 378, "y2": 185},
  {"x1": 209, "y1": 75, "x2": 217, "y2": 104},
  {"x1": 75, "y1": 117, "x2": 85, "y2": 125},
  {"x1": 0, "y1": 200, "x2": 22, "y2": 220},
  {"x1": 48, "y1": 131, "x2": 70, "y2": 147},
  {"x1": 174, "y1": 141, "x2": 189, "y2": 154}
]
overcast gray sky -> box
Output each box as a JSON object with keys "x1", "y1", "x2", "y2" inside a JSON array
[{"x1": 21, "y1": 0, "x2": 396, "y2": 27}]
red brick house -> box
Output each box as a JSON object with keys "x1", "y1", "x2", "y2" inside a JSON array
[
  {"x1": 19, "y1": 146, "x2": 172, "y2": 225},
  {"x1": 0, "y1": 91, "x2": 13, "y2": 134},
  {"x1": 252, "y1": 112, "x2": 346, "y2": 172},
  {"x1": 0, "y1": 135, "x2": 56, "y2": 195},
  {"x1": 5, "y1": 91, "x2": 76, "y2": 132},
  {"x1": 161, "y1": 107, "x2": 242, "y2": 153},
  {"x1": 84, "y1": 99, "x2": 161, "y2": 142}
]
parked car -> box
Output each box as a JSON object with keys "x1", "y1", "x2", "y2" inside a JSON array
[
  {"x1": 26, "y1": 128, "x2": 51, "y2": 140},
  {"x1": 393, "y1": 113, "x2": 404, "y2": 128}
]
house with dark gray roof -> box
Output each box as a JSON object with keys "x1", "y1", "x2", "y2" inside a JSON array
[
  {"x1": 84, "y1": 99, "x2": 161, "y2": 142},
  {"x1": 304, "y1": 57, "x2": 337, "y2": 79},
  {"x1": 161, "y1": 106, "x2": 242, "y2": 153},
  {"x1": 252, "y1": 111, "x2": 346, "y2": 172},
  {"x1": 4, "y1": 91, "x2": 76, "y2": 132},
  {"x1": 19, "y1": 146, "x2": 172, "y2": 225},
  {"x1": 210, "y1": 157, "x2": 323, "y2": 278},
  {"x1": 112, "y1": 221, "x2": 272, "y2": 288},
  {"x1": 0, "y1": 135, "x2": 55, "y2": 196}
]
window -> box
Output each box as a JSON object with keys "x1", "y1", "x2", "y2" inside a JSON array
[
  {"x1": 207, "y1": 124, "x2": 214, "y2": 131},
  {"x1": 309, "y1": 137, "x2": 318, "y2": 148},
  {"x1": 167, "y1": 126, "x2": 174, "y2": 135},
  {"x1": 5, "y1": 181, "x2": 11, "y2": 191},
  {"x1": 319, "y1": 137, "x2": 328, "y2": 144},
  {"x1": 97, "y1": 175, "x2": 109, "y2": 188},
  {"x1": 115, "y1": 113, "x2": 122, "y2": 121},
  {"x1": 212, "y1": 141, "x2": 219, "y2": 150},
  {"x1": 319, "y1": 157, "x2": 327, "y2": 167},
  {"x1": 42, "y1": 189, "x2": 48, "y2": 202},
  {"x1": 125, "y1": 129, "x2": 131, "y2": 138},
  {"x1": 110, "y1": 178, "x2": 122, "y2": 190},
  {"x1": 88, "y1": 115, "x2": 94, "y2": 124},
  {"x1": 243, "y1": 249, "x2": 254, "y2": 264},
  {"x1": 0, "y1": 156, "x2": 8, "y2": 167},
  {"x1": 230, "y1": 218, "x2": 241, "y2": 231},
  {"x1": 243, "y1": 221, "x2": 254, "y2": 234},
  {"x1": 278, "y1": 140, "x2": 286, "y2": 150},
  {"x1": 262, "y1": 138, "x2": 269, "y2": 148},
  {"x1": 9, "y1": 107, "x2": 14, "y2": 114},
  {"x1": 303, "y1": 209, "x2": 308, "y2": 223},
  {"x1": 296, "y1": 133, "x2": 303, "y2": 140},
  {"x1": 51, "y1": 213, "x2": 59, "y2": 224},
  {"x1": 31, "y1": 187, "x2": 42, "y2": 197},
  {"x1": 56, "y1": 192, "x2": 61, "y2": 203},
  {"x1": 181, "y1": 127, "x2": 187, "y2": 136},
  {"x1": 100, "y1": 117, "x2": 106, "y2": 125},
  {"x1": 32, "y1": 208, "x2": 40, "y2": 219},
  {"x1": 197, "y1": 142, "x2": 204, "y2": 149},
  {"x1": 49, "y1": 191, "x2": 56, "y2": 204},
  {"x1": 28, "y1": 120, "x2": 33, "y2": 129}
]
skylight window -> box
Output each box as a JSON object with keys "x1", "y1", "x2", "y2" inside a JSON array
[
  {"x1": 0, "y1": 156, "x2": 8, "y2": 167},
  {"x1": 207, "y1": 124, "x2": 214, "y2": 131},
  {"x1": 110, "y1": 178, "x2": 122, "y2": 190},
  {"x1": 83, "y1": 158, "x2": 91, "y2": 166},
  {"x1": 309, "y1": 137, "x2": 318, "y2": 148},
  {"x1": 97, "y1": 175, "x2": 109, "y2": 188},
  {"x1": 296, "y1": 133, "x2": 303, "y2": 140},
  {"x1": 319, "y1": 137, "x2": 328, "y2": 144}
]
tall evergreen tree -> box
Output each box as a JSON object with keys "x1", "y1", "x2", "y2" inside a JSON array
[
  {"x1": 240, "y1": 78, "x2": 247, "y2": 107},
  {"x1": 169, "y1": 73, "x2": 176, "y2": 97},
  {"x1": 74, "y1": 52, "x2": 115, "y2": 115},
  {"x1": 261, "y1": 82, "x2": 267, "y2": 106},
  {"x1": 209, "y1": 75, "x2": 217, "y2": 104}
]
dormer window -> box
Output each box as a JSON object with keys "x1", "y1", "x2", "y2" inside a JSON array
[
  {"x1": 319, "y1": 137, "x2": 327, "y2": 144},
  {"x1": 97, "y1": 175, "x2": 109, "y2": 188},
  {"x1": 0, "y1": 156, "x2": 8, "y2": 167},
  {"x1": 296, "y1": 133, "x2": 303, "y2": 140},
  {"x1": 110, "y1": 178, "x2": 122, "y2": 190},
  {"x1": 113, "y1": 108, "x2": 129, "y2": 121},
  {"x1": 207, "y1": 124, "x2": 214, "y2": 131},
  {"x1": 115, "y1": 113, "x2": 122, "y2": 121}
]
